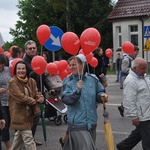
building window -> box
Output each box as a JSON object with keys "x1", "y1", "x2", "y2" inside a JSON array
[
  {"x1": 116, "y1": 26, "x2": 122, "y2": 47},
  {"x1": 129, "y1": 25, "x2": 138, "y2": 45}
]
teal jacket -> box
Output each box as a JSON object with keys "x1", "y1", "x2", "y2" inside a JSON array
[{"x1": 62, "y1": 73, "x2": 105, "y2": 130}]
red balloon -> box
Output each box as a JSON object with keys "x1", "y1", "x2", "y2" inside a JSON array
[
  {"x1": 122, "y1": 41, "x2": 134, "y2": 54},
  {"x1": 9, "y1": 45, "x2": 17, "y2": 55},
  {"x1": 86, "y1": 52, "x2": 93, "y2": 63},
  {"x1": 89, "y1": 57, "x2": 98, "y2": 68},
  {"x1": 57, "y1": 60, "x2": 68, "y2": 73},
  {"x1": 80, "y1": 28, "x2": 101, "y2": 55},
  {"x1": 53, "y1": 61, "x2": 60, "y2": 66},
  {"x1": 0, "y1": 46, "x2": 3, "y2": 54},
  {"x1": 36, "y1": 25, "x2": 51, "y2": 45},
  {"x1": 105, "y1": 48, "x2": 113, "y2": 58},
  {"x1": 66, "y1": 65, "x2": 71, "y2": 75},
  {"x1": 59, "y1": 70, "x2": 68, "y2": 81},
  {"x1": 9, "y1": 58, "x2": 23, "y2": 76},
  {"x1": 78, "y1": 49, "x2": 84, "y2": 55},
  {"x1": 47, "y1": 63, "x2": 58, "y2": 75},
  {"x1": 61, "y1": 32, "x2": 80, "y2": 55},
  {"x1": 3, "y1": 51, "x2": 11, "y2": 59},
  {"x1": 31, "y1": 56, "x2": 47, "y2": 75}
]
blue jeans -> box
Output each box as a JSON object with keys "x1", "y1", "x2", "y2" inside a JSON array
[{"x1": 116, "y1": 70, "x2": 121, "y2": 81}]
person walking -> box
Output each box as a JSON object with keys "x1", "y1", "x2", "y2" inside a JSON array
[
  {"x1": 115, "y1": 53, "x2": 122, "y2": 82},
  {"x1": 117, "y1": 57, "x2": 149, "y2": 150},
  {"x1": 23, "y1": 40, "x2": 54, "y2": 146},
  {"x1": 93, "y1": 47, "x2": 111, "y2": 88},
  {"x1": 0, "y1": 54, "x2": 12, "y2": 150},
  {"x1": 118, "y1": 45, "x2": 139, "y2": 117},
  {"x1": 9, "y1": 61, "x2": 44, "y2": 150},
  {"x1": 61, "y1": 55, "x2": 108, "y2": 150}
]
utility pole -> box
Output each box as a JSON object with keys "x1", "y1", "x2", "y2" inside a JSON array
[{"x1": 66, "y1": 0, "x2": 70, "y2": 31}]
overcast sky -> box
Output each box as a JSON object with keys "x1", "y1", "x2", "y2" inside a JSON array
[
  {"x1": 0, "y1": 0, "x2": 118, "y2": 43},
  {"x1": 0, "y1": 0, "x2": 19, "y2": 42}
]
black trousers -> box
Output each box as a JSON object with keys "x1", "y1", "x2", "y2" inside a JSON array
[
  {"x1": 117, "y1": 120, "x2": 150, "y2": 150},
  {"x1": 32, "y1": 114, "x2": 40, "y2": 137},
  {"x1": 0, "y1": 131, "x2": 1, "y2": 150},
  {"x1": 116, "y1": 128, "x2": 141, "y2": 150}
]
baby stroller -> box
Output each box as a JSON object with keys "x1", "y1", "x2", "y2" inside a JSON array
[{"x1": 44, "y1": 75, "x2": 67, "y2": 126}]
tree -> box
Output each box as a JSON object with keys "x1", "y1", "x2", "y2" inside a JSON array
[
  {"x1": 8, "y1": 0, "x2": 114, "y2": 59},
  {"x1": 69, "y1": 0, "x2": 113, "y2": 50}
]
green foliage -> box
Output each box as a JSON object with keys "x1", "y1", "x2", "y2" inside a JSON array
[
  {"x1": 5, "y1": 0, "x2": 114, "y2": 58},
  {"x1": 107, "y1": 68, "x2": 116, "y2": 75}
]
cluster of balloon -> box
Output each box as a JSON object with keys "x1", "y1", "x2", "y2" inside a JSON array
[
  {"x1": 47, "y1": 60, "x2": 70, "y2": 81},
  {"x1": 80, "y1": 28, "x2": 101, "y2": 55},
  {"x1": 122, "y1": 41, "x2": 134, "y2": 54},
  {"x1": 10, "y1": 58, "x2": 23, "y2": 76},
  {"x1": 105, "y1": 48, "x2": 113, "y2": 58},
  {"x1": 0, "y1": 46, "x2": 3, "y2": 54},
  {"x1": 78, "y1": 28, "x2": 101, "y2": 68},
  {"x1": 78, "y1": 49, "x2": 98, "y2": 68},
  {"x1": 31, "y1": 56, "x2": 47, "y2": 75},
  {"x1": 61, "y1": 32, "x2": 80, "y2": 55},
  {"x1": 36, "y1": 25, "x2": 51, "y2": 46}
]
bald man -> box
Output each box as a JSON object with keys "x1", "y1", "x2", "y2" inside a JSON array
[{"x1": 117, "y1": 58, "x2": 150, "y2": 150}]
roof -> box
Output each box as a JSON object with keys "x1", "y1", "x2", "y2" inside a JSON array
[{"x1": 108, "y1": 0, "x2": 150, "y2": 21}]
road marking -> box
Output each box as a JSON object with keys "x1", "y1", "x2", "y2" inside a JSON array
[
  {"x1": 106, "y1": 103, "x2": 121, "y2": 106},
  {"x1": 96, "y1": 129, "x2": 130, "y2": 135}
]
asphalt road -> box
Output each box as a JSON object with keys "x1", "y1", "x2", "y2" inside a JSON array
[{"x1": 2, "y1": 75, "x2": 142, "y2": 150}]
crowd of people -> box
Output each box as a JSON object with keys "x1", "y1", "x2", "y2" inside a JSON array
[
  {"x1": 0, "y1": 41, "x2": 54, "y2": 150},
  {"x1": 0, "y1": 42, "x2": 149, "y2": 150}
]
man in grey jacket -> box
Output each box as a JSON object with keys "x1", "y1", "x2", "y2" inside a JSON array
[
  {"x1": 118, "y1": 45, "x2": 139, "y2": 117},
  {"x1": 117, "y1": 57, "x2": 150, "y2": 150}
]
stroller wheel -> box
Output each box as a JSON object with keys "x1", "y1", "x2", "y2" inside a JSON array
[
  {"x1": 63, "y1": 114, "x2": 68, "y2": 123},
  {"x1": 54, "y1": 116, "x2": 62, "y2": 126}
]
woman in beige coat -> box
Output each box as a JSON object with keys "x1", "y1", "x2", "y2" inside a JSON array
[{"x1": 9, "y1": 61, "x2": 44, "y2": 150}]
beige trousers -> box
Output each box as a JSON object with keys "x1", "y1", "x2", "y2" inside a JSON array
[{"x1": 11, "y1": 130, "x2": 36, "y2": 150}]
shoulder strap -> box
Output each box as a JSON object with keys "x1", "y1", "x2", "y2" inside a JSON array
[{"x1": 128, "y1": 57, "x2": 132, "y2": 68}]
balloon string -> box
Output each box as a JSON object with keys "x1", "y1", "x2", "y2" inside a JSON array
[
  {"x1": 94, "y1": 68, "x2": 95, "y2": 74},
  {"x1": 40, "y1": 75, "x2": 43, "y2": 94},
  {"x1": 76, "y1": 58, "x2": 81, "y2": 80},
  {"x1": 40, "y1": 46, "x2": 43, "y2": 56},
  {"x1": 80, "y1": 63, "x2": 84, "y2": 81},
  {"x1": 86, "y1": 62, "x2": 90, "y2": 73}
]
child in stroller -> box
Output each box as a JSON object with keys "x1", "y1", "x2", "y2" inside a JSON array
[{"x1": 44, "y1": 75, "x2": 67, "y2": 125}]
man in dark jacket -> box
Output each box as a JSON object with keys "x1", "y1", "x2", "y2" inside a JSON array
[{"x1": 23, "y1": 40, "x2": 54, "y2": 146}]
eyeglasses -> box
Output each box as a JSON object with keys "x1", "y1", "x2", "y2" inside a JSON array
[{"x1": 28, "y1": 47, "x2": 36, "y2": 50}]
